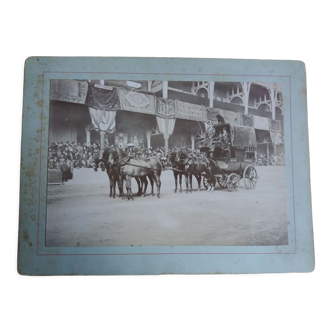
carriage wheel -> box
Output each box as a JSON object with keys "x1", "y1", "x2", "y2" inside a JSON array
[
  {"x1": 203, "y1": 176, "x2": 211, "y2": 189},
  {"x1": 243, "y1": 165, "x2": 258, "y2": 190},
  {"x1": 226, "y1": 173, "x2": 240, "y2": 192}
]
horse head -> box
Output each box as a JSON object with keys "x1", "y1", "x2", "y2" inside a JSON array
[
  {"x1": 177, "y1": 150, "x2": 187, "y2": 161},
  {"x1": 167, "y1": 151, "x2": 177, "y2": 164},
  {"x1": 108, "y1": 148, "x2": 119, "y2": 165}
]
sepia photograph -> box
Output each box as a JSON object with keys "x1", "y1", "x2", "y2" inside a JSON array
[{"x1": 46, "y1": 79, "x2": 287, "y2": 247}]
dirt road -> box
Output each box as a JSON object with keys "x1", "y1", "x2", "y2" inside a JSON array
[{"x1": 46, "y1": 166, "x2": 288, "y2": 247}]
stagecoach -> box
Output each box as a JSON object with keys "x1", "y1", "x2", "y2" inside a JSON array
[{"x1": 199, "y1": 123, "x2": 258, "y2": 191}]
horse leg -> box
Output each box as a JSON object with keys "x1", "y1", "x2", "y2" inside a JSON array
[
  {"x1": 109, "y1": 176, "x2": 113, "y2": 197},
  {"x1": 173, "y1": 171, "x2": 178, "y2": 193},
  {"x1": 189, "y1": 174, "x2": 193, "y2": 193},
  {"x1": 125, "y1": 175, "x2": 133, "y2": 200},
  {"x1": 185, "y1": 173, "x2": 189, "y2": 193},
  {"x1": 150, "y1": 175, "x2": 155, "y2": 196},
  {"x1": 117, "y1": 176, "x2": 124, "y2": 198},
  {"x1": 112, "y1": 176, "x2": 117, "y2": 198},
  {"x1": 153, "y1": 173, "x2": 161, "y2": 198},
  {"x1": 210, "y1": 176, "x2": 216, "y2": 192},
  {"x1": 141, "y1": 176, "x2": 148, "y2": 197},
  {"x1": 179, "y1": 173, "x2": 182, "y2": 193},
  {"x1": 196, "y1": 174, "x2": 201, "y2": 191},
  {"x1": 135, "y1": 177, "x2": 142, "y2": 196}
]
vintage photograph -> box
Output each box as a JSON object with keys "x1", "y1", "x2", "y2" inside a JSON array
[{"x1": 46, "y1": 79, "x2": 287, "y2": 247}]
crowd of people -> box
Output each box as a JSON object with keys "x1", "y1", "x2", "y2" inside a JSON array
[
  {"x1": 48, "y1": 141, "x2": 285, "y2": 177},
  {"x1": 48, "y1": 141, "x2": 102, "y2": 170},
  {"x1": 254, "y1": 153, "x2": 285, "y2": 166}
]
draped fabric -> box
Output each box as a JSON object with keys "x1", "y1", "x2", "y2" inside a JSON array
[
  {"x1": 270, "y1": 132, "x2": 284, "y2": 145},
  {"x1": 117, "y1": 88, "x2": 156, "y2": 114},
  {"x1": 223, "y1": 110, "x2": 241, "y2": 125},
  {"x1": 232, "y1": 125, "x2": 257, "y2": 149},
  {"x1": 174, "y1": 100, "x2": 207, "y2": 121},
  {"x1": 88, "y1": 107, "x2": 116, "y2": 133},
  {"x1": 85, "y1": 85, "x2": 120, "y2": 111},
  {"x1": 269, "y1": 119, "x2": 281, "y2": 133},
  {"x1": 253, "y1": 115, "x2": 270, "y2": 130},
  {"x1": 240, "y1": 114, "x2": 254, "y2": 127},
  {"x1": 206, "y1": 107, "x2": 221, "y2": 123},
  {"x1": 51, "y1": 80, "x2": 88, "y2": 104},
  {"x1": 156, "y1": 116, "x2": 176, "y2": 139},
  {"x1": 156, "y1": 98, "x2": 176, "y2": 118}
]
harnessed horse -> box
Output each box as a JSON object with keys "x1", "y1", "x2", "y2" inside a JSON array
[
  {"x1": 183, "y1": 154, "x2": 212, "y2": 192},
  {"x1": 167, "y1": 150, "x2": 185, "y2": 193},
  {"x1": 103, "y1": 149, "x2": 162, "y2": 200}
]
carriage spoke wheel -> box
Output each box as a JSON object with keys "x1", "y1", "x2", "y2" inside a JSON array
[
  {"x1": 243, "y1": 165, "x2": 258, "y2": 190},
  {"x1": 203, "y1": 176, "x2": 211, "y2": 189},
  {"x1": 226, "y1": 173, "x2": 240, "y2": 192}
]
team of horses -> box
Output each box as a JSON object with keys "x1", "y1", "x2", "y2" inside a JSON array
[
  {"x1": 95, "y1": 147, "x2": 222, "y2": 200},
  {"x1": 95, "y1": 147, "x2": 162, "y2": 200}
]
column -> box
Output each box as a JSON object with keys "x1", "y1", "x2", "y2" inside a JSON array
[
  {"x1": 146, "y1": 129, "x2": 151, "y2": 149},
  {"x1": 268, "y1": 88, "x2": 277, "y2": 120},
  {"x1": 191, "y1": 134, "x2": 195, "y2": 151},
  {"x1": 148, "y1": 80, "x2": 152, "y2": 92},
  {"x1": 164, "y1": 118, "x2": 169, "y2": 153},
  {"x1": 266, "y1": 144, "x2": 270, "y2": 156},
  {"x1": 100, "y1": 79, "x2": 105, "y2": 85},
  {"x1": 164, "y1": 135, "x2": 169, "y2": 153},
  {"x1": 100, "y1": 131, "x2": 105, "y2": 157},
  {"x1": 241, "y1": 82, "x2": 252, "y2": 115},
  {"x1": 208, "y1": 82, "x2": 215, "y2": 107},
  {"x1": 86, "y1": 130, "x2": 91, "y2": 144},
  {"x1": 273, "y1": 144, "x2": 277, "y2": 155},
  {"x1": 85, "y1": 125, "x2": 91, "y2": 144},
  {"x1": 162, "y1": 81, "x2": 168, "y2": 98}
]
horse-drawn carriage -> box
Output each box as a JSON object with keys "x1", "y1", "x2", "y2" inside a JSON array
[{"x1": 199, "y1": 123, "x2": 258, "y2": 191}]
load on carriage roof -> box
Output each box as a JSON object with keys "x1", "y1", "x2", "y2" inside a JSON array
[{"x1": 199, "y1": 123, "x2": 257, "y2": 163}]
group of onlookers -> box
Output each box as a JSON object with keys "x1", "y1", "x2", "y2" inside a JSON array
[
  {"x1": 255, "y1": 153, "x2": 285, "y2": 166},
  {"x1": 48, "y1": 141, "x2": 101, "y2": 170}
]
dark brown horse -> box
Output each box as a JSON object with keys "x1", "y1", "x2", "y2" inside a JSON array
[
  {"x1": 167, "y1": 150, "x2": 185, "y2": 193},
  {"x1": 180, "y1": 152, "x2": 212, "y2": 193},
  {"x1": 205, "y1": 158, "x2": 228, "y2": 192},
  {"x1": 104, "y1": 147, "x2": 124, "y2": 198}
]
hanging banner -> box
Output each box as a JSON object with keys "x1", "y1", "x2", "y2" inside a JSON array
[
  {"x1": 240, "y1": 114, "x2": 254, "y2": 127},
  {"x1": 50, "y1": 80, "x2": 88, "y2": 104},
  {"x1": 156, "y1": 98, "x2": 176, "y2": 118},
  {"x1": 223, "y1": 110, "x2": 241, "y2": 125},
  {"x1": 85, "y1": 85, "x2": 120, "y2": 111},
  {"x1": 206, "y1": 107, "x2": 221, "y2": 123},
  {"x1": 156, "y1": 117, "x2": 176, "y2": 139},
  {"x1": 270, "y1": 131, "x2": 284, "y2": 145},
  {"x1": 253, "y1": 115, "x2": 270, "y2": 130},
  {"x1": 88, "y1": 107, "x2": 116, "y2": 133},
  {"x1": 175, "y1": 100, "x2": 207, "y2": 122},
  {"x1": 269, "y1": 119, "x2": 282, "y2": 133},
  {"x1": 118, "y1": 88, "x2": 156, "y2": 115}
]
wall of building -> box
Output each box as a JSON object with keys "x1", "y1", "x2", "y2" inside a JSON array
[{"x1": 49, "y1": 101, "x2": 90, "y2": 145}]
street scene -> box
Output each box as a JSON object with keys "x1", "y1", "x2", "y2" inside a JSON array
[
  {"x1": 46, "y1": 79, "x2": 287, "y2": 247},
  {"x1": 46, "y1": 166, "x2": 288, "y2": 247}
]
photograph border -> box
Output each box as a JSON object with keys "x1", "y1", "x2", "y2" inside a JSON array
[{"x1": 18, "y1": 57, "x2": 314, "y2": 274}]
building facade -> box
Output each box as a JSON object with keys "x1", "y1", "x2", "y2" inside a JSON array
[{"x1": 49, "y1": 79, "x2": 284, "y2": 158}]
